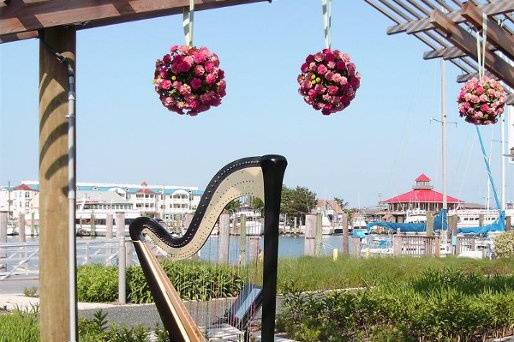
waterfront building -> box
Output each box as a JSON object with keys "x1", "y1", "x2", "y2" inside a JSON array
[
  {"x1": 0, "y1": 180, "x2": 203, "y2": 233},
  {"x1": 382, "y1": 173, "x2": 461, "y2": 215}
]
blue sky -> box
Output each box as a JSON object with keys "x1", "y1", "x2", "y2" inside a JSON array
[{"x1": 0, "y1": 0, "x2": 511, "y2": 207}]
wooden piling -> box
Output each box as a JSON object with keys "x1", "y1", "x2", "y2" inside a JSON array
[
  {"x1": 239, "y1": 214, "x2": 247, "y2": 265},
  {"x1": 18, "y1": 213, "x2": 26, "y2": 242},
  {"x1": 0, "y1": 211, "x2": 7, "y2": 271},
  {"x1": 39, "y1": 26, "x2": 75, "y2": 342},
  {"x1": 218, "y1": 213, "x2": 230, "y2": 263},
  {"x1": 90, "y1": 211, "x2": 96, "y2": 237},
  {"x1": 304, "y1": 214, "x2": 316, "y2": 256},
  {"x1": 106, "y1": 213, "x2": 113, "y2": 239},
  {"x1": 342, "y1": 213, "x2": 349, "y2": 254},
  {"x1": 315, "y1": 213, "x2": 323, "y2": 256},
  {"x1": 505, "y1": 216, "x2": 511, "y2": 231},
  {"x1": 426, "y1": 212, "x2": 434, "y2": 236},
  {"x1": 479, "y1": 214, "x2": 484, "y2": 227},
  {"x1": 30, "y1": 212, "x2": 36, "y2": 236}
]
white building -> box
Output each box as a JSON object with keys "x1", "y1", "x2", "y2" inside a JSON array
[{"x1": 0, "y1": 180, "x2": 204, "y2": 234}]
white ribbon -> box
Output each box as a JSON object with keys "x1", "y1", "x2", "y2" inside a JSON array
[
  {"x1": 475, "y1": 12, "x2": 488, "y2": 80},
  {"x1": 183, "y1": 0, "x2": 195, "y2": 46},
  {"x1": 321, "y1": 0, "x2": 332, "y2": 49}
]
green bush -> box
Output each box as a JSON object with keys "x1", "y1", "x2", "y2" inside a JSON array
[
  {"x1": 0, "y1": 309, "x2": 169, "y2": 342},
  {"x1": 0, "y1": 307, "x2": 39, "y2": 342},
  {"x1": 277, "y1": 269, "x2": 514, "y2": 341},
  {"x1": 127, "y1": 260, "x2": 247, "y2": 303},
  {"x1": 76, "y1": 260, "x2": 247, "y2": 303},
  {"x1": 495, "y1": 231, "x2": 514, "y2": 258},
  {"x1": 78, "y1": 264, "x2": 119, "y2": 302}
]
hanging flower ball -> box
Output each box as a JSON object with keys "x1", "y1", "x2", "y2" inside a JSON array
[
  {"x1": 457, "y1": 76, "x2": 507, "y2": 125},
  {"x1": 297, "y1": 49, "x2": 361, "y2": 115},
  {"x1": 153, "y1": 45, "x2": 226, "y2": 116}
]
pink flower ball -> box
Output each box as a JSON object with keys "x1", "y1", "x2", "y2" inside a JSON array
[
  {"x1": 457, "y1": 76, "x2": 506, "y2": 125},
  {"x1": 298, "y1": 49, "x2": 361, "y2": 115},
  {"x1": 153, "y1": 45, "x2": 226, "y2": 116}
]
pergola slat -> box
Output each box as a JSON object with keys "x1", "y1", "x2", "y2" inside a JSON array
[
  {"x1": 387, "y1": 0, "x2": 514, "y2": 35},
  {"x1": 423, "y1": 45, "x2": 496, "y2": 61},
  {"x1": 430, "y1": 8, "x2": 514, "y2": 89},
  {"x1": 0, "y1": 0, "x2": 269, "y2": 43},
  {"x1": 461, "y1": 1, "x2": 514, "y2": 61}
]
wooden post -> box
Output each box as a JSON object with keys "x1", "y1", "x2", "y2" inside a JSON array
[
  {"x1": 304, "y1": 214, "x2": 316, "y2": 256},
  {"x1": 435, "y1": 235, "x2": 441, "y2": 257},
  {"x1": 105, "y1": 213, "x2": 113, "y2": 239},
  {"x1": 342, "y1": 213, "x2": 349, "y2": 255},
  {"x1": 249, "y1": 236, "x2": 260, "y2": 263},
  {"x1": 18, "y1": 213, "x2": 26, "y2": 242},
  {"x1": 426, "y1": 212, "x2": 434, "y2": 237},
  {"x1": 39, "y1": 26, "x2": 75, "y2": 342},
  {"x1": 30, "y1": 211, "x2": 36, "y2": 236},
  {"x1": 115, "y1": 212, "x2": 126, "y2": 304},
  {"x1": 293, "y1": 217, "x2": 298, "y2": 234},
  {"x1": 239, "y1": 214, "x2": 247, "y2": 265},
  {"x1": 350, "y1": 237, "x2": 361, "y2": 257},
  {"x1": 393, "y1": 234, "x2": 402, "y2": 256},
  {"x1": 506, "y1": 216, "x2": 512, "y2": 232},
  {"x1": 315, "y1": 213, "x2": 323, "y2": 256},
  {"x1": 479, "y1": 214, "x2": 484, "y2": 227},
  {"x1": 0, "y1": 211, "x2": 7, "y2": 271},
  {"x1": 90, "y1": 211, "x2": 96, "y2": 237},
  {"x1": 218, "y1": 213, "x2": 230, "y2": 263}
]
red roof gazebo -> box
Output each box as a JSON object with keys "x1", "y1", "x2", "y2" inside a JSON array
[{"x1": 383, "y1": 173, "x2": 461, "y2": 212}]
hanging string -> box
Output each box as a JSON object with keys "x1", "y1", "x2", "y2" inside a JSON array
[
  {"x1": 475, "y1": 12, "x2": 488, "y2": 80},
  {"x1": 321, "y1": 0, "x2": 332, "y2": 49},
  {"x1": 183, "y1": 0, "x2": 195, "y2": 46}
]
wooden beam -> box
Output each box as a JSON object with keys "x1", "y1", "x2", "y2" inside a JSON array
[
  {"x1": 0, "y1": 0, "x2": 269, "y2": 43},
  {"x1": 387, "y1": 0, "x2": 514, "y2": 35},
  {"x1": 423, "y1": 44, "x2": 496, "y2": 60},
  {"x1": 430, "y1": 9, "x2": 514, "y2": 89},
  {"x1": 0, "y1": 29, "x2": 37, "y2": 43},
  {"x1": 39, "y1": 25, "x2": 75, "y2": 341},
  {"x1": 461, "y1": 1, "x2": 514, "y2": 61}
]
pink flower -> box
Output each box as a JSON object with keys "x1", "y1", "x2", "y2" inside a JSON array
[
  {"x1": 336, "y1": 61, "x2": 346, "y2": 71},
  {"x1": 327, "y1": 61, "x2": 336, "y2": 69},
  {"x1": 191, "y1": 78, "x2": 202, "y2": 90},
  {"x1": 301, "y1": 63, "x2": 308, "y2": 73},
  {"x1": 194, "y1": 65, "x2": 205, "y2": 76},
  {"x1": 179, "y1": 84, "x2": 191, "y2": 96},
  {"x1": 317, "y1": 64, "x2": 328, "y2": 75},
  {"x1": 206, "y1": 73, "x2": 217, "y2": 85},
  {"x1": 204, "y1": 62, "x2": 215, "y2": 73},
  {"x1": 327, "y1": 85, "x2": 339, "y2": 95},
  {"x1": 314, "y1": 53, "x2": 324, "y2": 62},
  {"x1": 163, "y1": 54, "x2": 172, "y2": 64},
  {"x1": 161, "y1": 79, "x2": 172, "y2": 90}
]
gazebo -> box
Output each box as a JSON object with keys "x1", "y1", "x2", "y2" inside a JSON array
[{"x1": 382, "y1": 173, "x2": 462, "y2": 212}]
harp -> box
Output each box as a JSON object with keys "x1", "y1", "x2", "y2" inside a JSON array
[{"x1": 129, "y1": 155, "x2": 287, "y2": 341}]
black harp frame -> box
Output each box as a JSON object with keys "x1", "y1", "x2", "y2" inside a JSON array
[{"x1": 129, "y1": 155, "x2": 287, "y2": 342}]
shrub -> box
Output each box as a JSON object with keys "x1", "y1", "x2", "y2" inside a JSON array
[
  {"x1": 78, "y1": 264, "x2": 119, "y2": 302},
  {"x1": 495, "y1": 231, "x2": 514, "y2": 258},
  {"x1": 76, "y1": 260, "x2": 247, "y2": 303},
  {"x1": 278, "y1": 269, "x2": 514, "y2": 341},
  {"x1": 127, "y1": 260, "x2": 247, "y2": 303},
  {"x1": 0, "y1": 309, "x2": 170, "y2": 342},
  {"x1": 0, "y1": 307, "x2": 39, "y2": 342}
]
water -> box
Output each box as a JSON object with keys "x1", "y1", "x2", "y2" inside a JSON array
[{"x1": 3, "y1": 235, "x2": 347, "y2": 271}]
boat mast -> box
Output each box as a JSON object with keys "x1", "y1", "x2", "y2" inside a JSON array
[{"x1": 441, "y1": 59, "x2": 448, "y2": 214}]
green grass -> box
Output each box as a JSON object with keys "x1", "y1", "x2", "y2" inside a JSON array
[
  {"x1": 278, "y1": 267, "x2": 514, "y2": 341},
  {"x1": 275, "y1": 256, "x2": 514, "y2": 292},
  {"x1": 74, "y1": 256, "x2": 514, "y2": 303},
  {"x1": 0, "y1": 309, "x2": 169, "y2": 342}
]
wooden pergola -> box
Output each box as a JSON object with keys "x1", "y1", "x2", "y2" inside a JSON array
[
  {"x1": 364, "y1": 0, "x2": 514, "y2": 104},
  {"x1": 2, "y1": 0, "x2": 514, "y2": 341},
  {"x1": 0, "y1": 1, "x2": 269, "y2": 341}
]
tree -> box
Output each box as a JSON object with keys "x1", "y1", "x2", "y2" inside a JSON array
[
  {"x1": 334, "y1": 197, "x2": 349, "y2": 211},
  {"x1": 225, "y1": 199, "x2": 241, "y2": 213},
  {"x1": 281, "y1": 185, "x2": 317, "y2": 224},
  {"x1": 251, "y1": 197, "x2": 264, "y2": 214}
]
